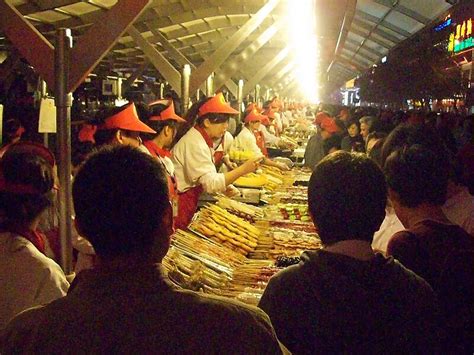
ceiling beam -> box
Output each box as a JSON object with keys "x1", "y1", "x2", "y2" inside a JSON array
[
  {"x1": 122, "y1": 60, "x2": 149, "y2": 94},
  {"x1": 189, "y1": 0, "x2": 281, "y2": 94},
  {"x1": 213, "y1": 20, "x2": 282, "y2": 93},
  {"x1": 242, "y1": 46, "x2": 289, "y2": 96},
  {"x1": 280, "y1": 79, "x2": 297, "y2": 97},
  {"x1": 266, "y1": 61, "x2": 295, "y2": 88},
  {"x1": 342, "y1": 43, "x2": 379, "y2": 63},
  {"x1": 16, "y1": 0, "x2": 80, "y2": 15},
  {"x1": 329, "y1": 0, "x2": 357, "y2": 73},
  {"x1": 349, "y1": 28, "x2": 391, "y2": 49},
  {"x1": 374, "y1": 0, "x2": 430, "y2": 24},
  {"x1": 127, "y1": 25, "x2": 181, "y2": 95},
  {"x1": 335, "y1": 55, "x2": 365, "y2": 73},
  {"x1": 345, "y1": 38, "x2": 386, "y2": 58},
  {"x1": 355, "y1": 9, "x2": 411, "y2": 38},
  {"x1": 352, "y1": 18, "x2": 400, "y2": 44},
  {"x1": 147, "y1": 25, "x2": 195, "y2": 69},
  {"x1": 68, "y1": 0, "x2": 151, "y2": 93},
  {"x1": 0, "y1": 0, "x2": 55, "y2": 88}
]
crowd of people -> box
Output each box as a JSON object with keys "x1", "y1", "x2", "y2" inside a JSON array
[{"x1": 0, "y1": 94, "x2": 473, "y2": 353}]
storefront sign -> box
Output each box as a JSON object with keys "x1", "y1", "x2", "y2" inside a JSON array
[
  {"x1": 448, "y1": 18, "x2": 473, "y2": 53},
  {"x1": 435, "y1": 16, "x2": 452, "y2": 32}
]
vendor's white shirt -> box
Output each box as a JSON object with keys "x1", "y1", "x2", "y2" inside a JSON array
[
  {"x1": 442, "y1": 186, "x2": 474, "y2": 236},
  {"x1": 214, "y1": 131, "x2": 234, "y2": 154},
  {"x1": 259, "y1": 125, "x2": 280, "y2": 146},
  {"x1": 282, "y1": 111, "x2": 291, "y2": 127},
  {"x1": 233, "y1": 126, "x2": 262, "y2": 157},
  {"x1": 371, "y1": 207, "x2": 405, "y2": 254},
  {"x1": 274, "y1": 112, "x2": 283, "y2": 132},
  {"x1": 172, "y1": 127, "x2": 226, "y2": 194},
  {"x1": 0, "y1": 232, "x2": 69, "y2": 329}
]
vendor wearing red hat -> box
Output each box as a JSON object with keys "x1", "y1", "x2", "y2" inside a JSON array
[
  {"x1": 93, "y1": 102, "x2": 156, "y2": 147},
  {"x1": 142, "y1": 101, "x2": 185, "y2": 220},
  {"x1": 172, "y1": 93, "x2": 262, "y2": 229},
  {"x1": 233, "y1": 109, "x2": 290, "y2": 171},
  {"x1": 262, "y1": 108, "x2": 280, "y2": 136}
]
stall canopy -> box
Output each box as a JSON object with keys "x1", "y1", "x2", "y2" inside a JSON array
[{"x1": 0, "y1": 0, "x2": 455, "y2": 99}]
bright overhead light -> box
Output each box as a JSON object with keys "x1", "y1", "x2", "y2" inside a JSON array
[{"x1": 287, "y1": 0, "x2": 319, "y2": 103}]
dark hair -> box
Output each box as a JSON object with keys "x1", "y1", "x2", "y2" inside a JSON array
[
  {"x1": 308, "y1": 151, "x2": 387, "y2": 244},
  {"x1": 92, "y1": 106, "x2": 124, "y2": 146},
  {"x1": 0, "y1": 151, "x2": 54, "y2": 224},
  {"x1": 381, "y1": 124, "x2": 450, "y2": 167},
  {"x1": 345, "y1": 119, "x2": 360, "y2": 130},
  {"x1": 73, "y1": 145, "x2": 169, "y2": 258},
  {"x1": 384, "y1": 144, "x2": 449, "y2": 207},
  {"x1": 142, "y1": 104, "x2": 178, "y2": 141},
  {"x1": 134, "y1": 102, "x2": 150, "y2": 121},
  {"x1": 176, "y1": 96, "x2": 231, "y2": 141}
]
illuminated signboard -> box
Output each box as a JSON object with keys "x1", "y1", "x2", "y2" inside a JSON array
[
  {"x1": 448, "y1": 18, "x2": 473, "y2": 54},
  {"x1": 435, "y1": 16, "x2": 452, "y2": 31}
]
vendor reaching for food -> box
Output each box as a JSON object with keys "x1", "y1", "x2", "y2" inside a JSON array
[
  {"x1": 233, "y1": 109, "x2": 290, "y2": 171},
  {"x1": 172, "y1": 93, "x2": 262, "y2": 230}
]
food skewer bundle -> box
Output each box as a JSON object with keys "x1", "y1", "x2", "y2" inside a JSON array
[
  {"x1": 172, "y1": 229, "x2": 245, "y2": 266},
  {"x1": 215, "y1": 195, "x2": 264, "y2": 223},
  {"x1": 268, "y1": 228, "x2": 321, "y2": 259},
  {"x1": 163, "y1": 247, "x2": 232, "y2": 292},
  {"x1": 220, "y1": 261, "x2": 282, "y2": 305},
  {"x1": 189, "y1": 204, "x2": 260, "y2": 256}
]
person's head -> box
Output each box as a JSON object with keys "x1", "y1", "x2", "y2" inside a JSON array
[
  {"x1": 384, "y1": 144, "x2": 449, "y2": 223},
  {"x1": 0, "y1": 150, "x2": 55, "y2": 227},
  {"x1": 308, "y1": 151, "x2": 387, "y2": 245},
  {"x1": 186, "y1": 93, "x2": 238, "y2": 140},
  {"x1": 366, "y1": 131, "x2": 387, "y2": 156},
  {"x1": 359, "y1": 116, "x2": 375, "y2": 140},
  {"x1": 381, "y1": 124, "x2": 449, "y2": 167},
  {"x1": 143, "y1": 101, "x2": 186, "y2": 148},
  {"x1": 244, "y1": 109, "x2": 263, "y2": 131},
  {"x1": 73, "y1": 146, "x2": 172, "y2": 261},
  {"x1": 346, "y1": 119, "x2": 360, "y2": 138},
  {"x1": 320, "y1": 117, "x2": 339, "y2": 140},
  {"x1": 93, "y1": 103, "x2": 156, "y2": 147},
  {"x1": 381, "y1": 124, "x2": 451, "y2": 224}
]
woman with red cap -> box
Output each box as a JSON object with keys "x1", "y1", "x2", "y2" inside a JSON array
[
  {"x1": 142, "y1": 101, "x2": 186, "y2": 220},
  {"x1": 233, "y1": 109, "x2": 290, "y2": 171},
  {"x1": 172, "y1": 94, "x2": 262, "y2": 229},
  {"x1": 0, "y1": 147, "x2": 69, "y2": 329},
  {"x1": 93, "y1": 102, "x2": 156, "y2": 147}
]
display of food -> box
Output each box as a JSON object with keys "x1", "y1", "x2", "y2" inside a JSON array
[
  {"x1": 215, "y1": 196, "x2": 264, "y2": 223},
  {"x1": 268, "y1": 228, "x2": 321, "y2": 258},
  {"x1": 265, "y1": 203, "x2": 311, "y2": 222},
  {"x1": 189, "y1": 204, "x2": 260, "y2": 256},
  {"x1": 161, "y1": 145, "x2": 323, "y2": 305}
]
